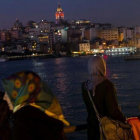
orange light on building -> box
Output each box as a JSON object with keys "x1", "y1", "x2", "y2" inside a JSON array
[
  {"x1": 2, "y1": 47, "x2": 4, "y2": 51},
  {"x1": 55, "y1": 2, "x2": 64, "y2": 23}
]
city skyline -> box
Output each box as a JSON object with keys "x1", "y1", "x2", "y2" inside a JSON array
[{"x1": 1, "y1": 0, "x2": 140, "y2": 29}]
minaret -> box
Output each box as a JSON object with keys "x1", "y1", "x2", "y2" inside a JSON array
[{"x1": 55, "y1": 2, "x2": 64, "y2": 24}]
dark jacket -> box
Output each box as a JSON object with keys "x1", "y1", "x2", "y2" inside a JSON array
[
  {"x1": 11, "y1": 106, "x2": 66, "y2": 140},
  {"x1": 82, "y1": 80, "x2": 126, "y2": 140},
  {"x1": 0, "y1": 91, "x2": 12, "y2": 140}
]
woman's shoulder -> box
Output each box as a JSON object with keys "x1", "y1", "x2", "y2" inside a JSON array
[
  {"x1": 13, "y1": 105, "x2": 42, "y2": 118},
  {"x1": 12, "y1": 105, "x2": 63, "y2": 125},
  {"x1": 82, "y1": 82, "x2": 86, "y2": 87},
  {"x1": 81, "y1": 81, "x2": 86, "y2": 87},
  {"x1": 81, "y1": 81, "x2": 89, "y2": 91},
  {"x1": 81, "y1": 81, "x2": 89, "y2": 95},
  {"x1": 100, "y1": 79, "x2": 114, "y2": 87},
  {"x1": 81, "y1": 79, "x2": 115, "y2": 93}
]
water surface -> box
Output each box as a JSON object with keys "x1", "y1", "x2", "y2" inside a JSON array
[{"x1": 0, "y1": 55, "x2": 140, "y2": 140}]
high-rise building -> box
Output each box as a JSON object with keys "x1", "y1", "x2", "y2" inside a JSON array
[
  {"x1": 13, "y1": 19, "x2": 23, "y2": 30},
  {"x1": 1, "y1": 31, "x2": 11, "y2": 41},
  {"x1": 55, "y1": 2, "x2": 64, "y2": 24}
]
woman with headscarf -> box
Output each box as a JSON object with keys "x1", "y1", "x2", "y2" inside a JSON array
[
  {"x1": 81, "y1": 56, "x2": 126, "y2": 140},
  {"x1": 2, "y1": 71, "x2": 69, "y2": 140}
]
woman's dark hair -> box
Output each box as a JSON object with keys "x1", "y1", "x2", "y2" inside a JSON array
[{"x1": 0, "y1": 91, "x2": 12, "y2": 140}]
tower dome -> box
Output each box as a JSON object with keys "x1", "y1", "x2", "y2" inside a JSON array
[
  {"x1": 55, "y1": 2, "x2": 64, "y2": 24},
  {"x1": 57, "y1": 3, "x2": 62, "y2": 12}
]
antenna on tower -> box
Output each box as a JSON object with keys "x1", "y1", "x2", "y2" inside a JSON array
[{"x1": 58, "y1": 0, "x2": 60, "y2": 8}]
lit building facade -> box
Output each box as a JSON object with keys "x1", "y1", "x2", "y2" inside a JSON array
[
  {"x1": 99, "y1": 27, "x2": 119, "y2": 41},
  {"x1": 118, "y1": 27, "x2": 135, "y2": 47},
  {"x1": 1, "y1": 31, "x2": 11, "y2": 41},
  {"x1": 55, "y1": 2, "x2": 64, "y2": 24},
  {"x1": 39, "y1": 20, "x2": 51, "y2": 33},
  {"x1": 79, "y1": 41, "x2": 90, "y2": 52},
  {"x1": 76, "y1": 19, "x2": 91, "y2": 27},
  {"x1": 84, "y1": 27, "x2": 99, "y2": 41},
  {"x1": 123, "y1": 28, "x2": 134, "y2": 40},
  {"x1": 13, "y1": 19, "x2": 23, "y2": 30},
  {"x1": 61, "y1": 28, "x2": 81, "y2": 43},
  {"x1": 10, "y1": 30, "x2": 23, "y2": 39},
  {"x1": 135, "y1": 26, "x2": 140, "y2": 48}
]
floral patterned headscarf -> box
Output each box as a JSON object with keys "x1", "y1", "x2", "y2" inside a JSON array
[{"x1": 2, "y1": 71, "x2": 69, "y2": 126}]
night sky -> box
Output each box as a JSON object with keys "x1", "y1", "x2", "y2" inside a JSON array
[{"x1": 1, "y1": 0, "x2": 140, "y2": 29}]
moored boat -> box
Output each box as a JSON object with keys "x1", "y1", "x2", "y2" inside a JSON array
[{"x1": 0, "y1": 57, "x2": 7, "y2": 62}]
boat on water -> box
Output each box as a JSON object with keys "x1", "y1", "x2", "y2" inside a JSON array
[{"x1": 0, "y1": 57, "x2": 7, "y2": 62}]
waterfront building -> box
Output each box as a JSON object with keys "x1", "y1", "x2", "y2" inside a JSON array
[
  {"x1": 8, "y1": 19, "x2": 24, "y2": 40},
  {"x1": 25, "y1": 21, "x2": 37, "y2": 32},
  {"x1": 89, "y1": 38, "x2": 106, "y2": 50},
  {"x1": 84, "y1": 27, "x2": 99, "y2": 41},
  {"x1": 61, "y1": 28, "x2": 81, "y2": 43},
  {"x1": 53, "y1": 29, "x2": 62, "y2": 43},
  {"x1": 36, "y1": 43, "x2": 49, "y2": 53},
  {"x1": 28, "y1": 21, "x2": 50, "y2": 41},
  {"x1": 106, "y1": 40, "x2": 119, "y2": 48},
  {"x1": 47, "y1": 24, "x2": 64, "y2": 48},
  {"x1": 76, "y1": 19, "x2": 91, "y2": 27},
  {"x1": 13, "y1": 19, "x2": 23, "y2": 30},
  {"x1": 10, "y1": 30, "x2": 23, "y2": 39},
  {"x1": 135, "y1": 26, "x2": 140, "y2": 48},
  {"x1": 99, "y1": 27, "x2": 119, "y2": 41},
  {"x1": 123, "y1": 28, "x2": 134, "y2": 40},
  {"x1": 98, "y1": 23, "x2": 112, "y2": 28},
  {"x1": 12, "y1": 44, "x2": 24, "y2": 53},
  {"x1": 28, "y1": 28, "x2": 40, "y2": 40},
  {"x1": 1, "y1": 31, "x2": 11, "y2": 41},
  {"x1": 81, "y1": 24, "x2": 112, "y2": 41},
  {"x1": 0, "y1": 43, "x2": 4, "y2": 52},
  {"x1": 22, "y1": 33, "x2": 30, "y2": 39},
  {"x1": 51, "y1": 25, "x2": 64, "y2": 31},
  {"x1": 78, "y1": 41, "x2": 90, "y2": 52},
  {"x1": 51, "y1": 25, "x2": 64, "y2": 43},
  {"x1": 2, "y1": 46, "x2": 13, "y2": 53},
  {"x1": 39, "y1": 20, "x2": 51, "y2": 33},
  {"x1": 37, "y1": 34, "x2": 49, "y2": 43},
  {"x1": 26, "y1": 21, "x2": 37, "y2": 28},
  {"x1": 67, "y1": 20, "x2": 76, "y2": 26},
  {"x1": 81, "y1": 28, "x2": 85, "y2": 38},
  {"x1": 118, "y1": 27, "x2": 135, "y2": 46},
  {"x1": 49, "y1": 31, "x2": 53, "y2": 51},
  {"x1": 55, "y1": 2, "x2": 64, "y2": 24},
  {"x1": 70, "y1": 34, "x2": 81, "y2": 42}
]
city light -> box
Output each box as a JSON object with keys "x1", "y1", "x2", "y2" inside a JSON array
[
  {"x1": 2, "y1": 47, "x2": 4, "y2": 51},
  {"x1": 0, "y1": 1, "x2": 138, "y2": 58}
]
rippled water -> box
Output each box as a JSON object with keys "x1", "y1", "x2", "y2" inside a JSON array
[{"x1": 0, "y1": 55, "x2": 140, "y2": 140}]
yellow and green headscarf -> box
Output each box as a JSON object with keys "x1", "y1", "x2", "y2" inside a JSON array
[{"x1": 2, "y1": 71, "x2": 69, "y2": 126}]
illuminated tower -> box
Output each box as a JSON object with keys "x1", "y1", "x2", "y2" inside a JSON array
[{"x1": 55, "y1": 2, "x2": 64, "y2": 24}]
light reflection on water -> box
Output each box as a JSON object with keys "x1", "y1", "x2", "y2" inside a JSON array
[{"x1": 0, "y1": 56, "x2": 140, "y2": 139}]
